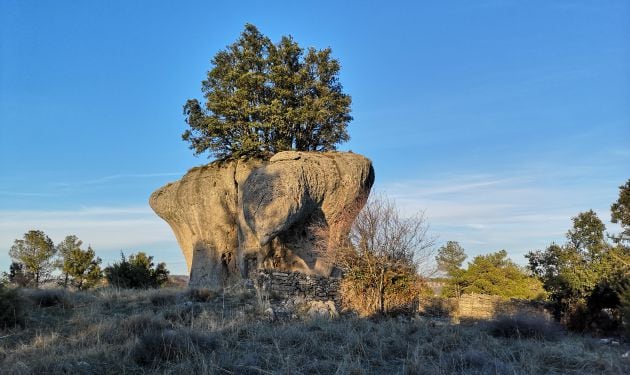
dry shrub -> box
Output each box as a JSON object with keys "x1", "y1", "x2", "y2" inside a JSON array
[
  {"x1": 132, "y1": 328, "x2": 218, "y2": 366},
  {"x1": 315, "y1": 195, "x2": 435, "y2": 316},
  {"x1": 102, "y1": 313, "x2": 171, "y2": 344},
  {"x1": 418, "y1": 296, "x2": 458, "y2": 318},
  {"x1": 340, "y1": 270, "x2": 427, "y2": 317},
  {"x1": 162, "y1": 303, "x2": 205, "y2": 325},
  {"x1": 0, "y1": 285, "x2": 25, "y2": 328},
  {"x1": 187, "y1": 287, "x2": 217, "y2": 302},
  {"x1": 26, "y1": 289, "x2": 72, "y2": 308},
  {"x1": 149, "y1": 289, "x2": 180, "y2": 306},
  {"x1": 486, "y1": 312, "x2": 564, "y2": 340}
]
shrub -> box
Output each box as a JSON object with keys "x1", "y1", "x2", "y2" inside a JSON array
[
  {"x1": 0, "y1": 284, "x2": 25, "y2": 328},
  {"x1": 26, "y1": 289, "x2": 72, "y2": 308},
  {"x1": 149, "y1": 290, "x2": 180, "y2": 306},
  {"x1": 132, "y1": 329, "x2": 218, "y2": 366},
  {"x1": 187, "y1": 288, "x2": 217, "y2": 302},
  {"x1": 105, "y1": 252, "x2": 169, "y2": 289},
  {"x1": 102, "y1": 313, "x2": 171, "y2": 344},
  {"x1": 486, "y1": 312, "x2": 564, "y2": 340},
  {"x1": 317, "y1": 195, "x2": 435, "y2": 316},
  {"x1": 418, "y1": 296, "x2": 458, "y2": 318}
]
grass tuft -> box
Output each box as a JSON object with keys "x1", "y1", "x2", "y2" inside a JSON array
[
  {"x1": 186, "y1": 287, "x2": 218, "y2": 302},
  {"x1": 132, "y1": 328, "x2": 218, "y2": 366},
  {"x1": 486, "y1": 312, "x2": 564, "y2": 340}
]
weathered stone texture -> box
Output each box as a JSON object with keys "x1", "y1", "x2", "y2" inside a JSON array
[{"x1": 149, "y1": 151, "x2": 374, "y2": 289}]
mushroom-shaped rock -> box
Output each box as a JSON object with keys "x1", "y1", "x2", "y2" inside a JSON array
[{"x1": 149, "y1": 151, "x2": 374, "y2": 289}]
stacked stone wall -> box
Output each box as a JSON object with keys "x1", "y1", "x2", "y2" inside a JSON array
[{"x1": 254, "y1": 270, "x2": 341, "y2": 305}]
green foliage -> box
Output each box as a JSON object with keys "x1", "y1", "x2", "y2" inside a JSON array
[
  {"x1": 0, "y1": 284, "x2": 25, "y2": 328},
  {"x1": 566, "y1": 210, "x2": 607, "y2": 259},
  {"x1": 436, "y1": 241, "x2": 467, "y2": 298},
  {"x1": 105, "y1": 252, "x2": 169, "y2": 289},
  {"x1": 183, "y1": 23, "x2": 352, "y2": 160},
  {"x1": 62, "y1": 245, "x2": 103, "y2": 290},
  {"x1": 55, "y1": 235, "x2": 83, "y2": 287},
  {"x1": 456, "y1": 250, "x2": 546, "y2": 300},
  {"x1": 436, "y1": 241, "x2": 467, "y2": 275},
  {"x1": 9, "y1": 230, "x2": 56, "y2": 287},
  {"x1": 611, "y1": 179, "x2": 630, "y2": 244},
  {"x1": 527, "y1": 208, "x2": 630, "y2": 330}
]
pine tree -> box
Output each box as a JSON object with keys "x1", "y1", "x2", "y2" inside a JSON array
[
  {"x1": 183, "y1": 24, "x2": 352, "y2": 160},
  {"x1": 62, "y1": 245, "x2": 103, "y2": 290},
  {"x1": 611, "y1": 179, "x2": 630, "y2": 244},
  {"x1": 9, "y1": 230, "x2": 56, "y2": 288},
  {"x1": 56, "y1": 235, "x2": 83, "y2": 288}
]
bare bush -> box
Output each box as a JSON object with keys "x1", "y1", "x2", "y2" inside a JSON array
[{"x1": 315, "y1": 194, "x2": 435, "y2": 315}]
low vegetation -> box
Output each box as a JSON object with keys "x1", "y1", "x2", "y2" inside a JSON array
[
  {"x1": 315, "y1": 195, "x2": 435, "y2": 316},
  {"x1": 1, "y1": 287, "x2": 628, "y2": 374}
]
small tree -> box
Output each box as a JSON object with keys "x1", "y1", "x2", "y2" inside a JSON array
[
  {"x1": 183, "y1": 23, "x2": 352, "y2": 160},
  {"x1": 319, "y1": 195, "x2": 435, "y2": 315},
  {"x1": 436, "y1": 241, "x2": 467, "y2": 298},
  {"x1": 566, "y1": 210, "x2": 608, "y2": 260},
  {"x1": 611, "y1": 179, "x2": 630, "y2": 244},
  {"x1": 105, "y1": 252, "x2": 169, "y2": 289},
  {"x1": 56, "y1": 235, "x2": 83, "y2": 288},
  {"x1": 62, "y1": 245, "x2": 103, "y2": 290},
  {"x1": 9, "y1": 230, "x2": 56, "y2": 288},
  {"x1": 527, "y1": 208, "x2": 630, "y2": 329},
  {"x1": 458, "y1": 250, "x2": 546, "y2": 300}
]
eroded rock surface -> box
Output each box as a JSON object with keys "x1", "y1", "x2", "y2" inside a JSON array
[{"x1": 149, "y1": 151, "x2": 374, "y2": 288}]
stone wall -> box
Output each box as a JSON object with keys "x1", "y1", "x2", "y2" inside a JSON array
[
  {"x1": 419, "y1": 293, "x2": 549, "y2": 321},
  {"x1": 253, "y1": 270, "x2": 341, "y2": 306}
]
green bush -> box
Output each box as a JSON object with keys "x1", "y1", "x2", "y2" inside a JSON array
[
  {"x1": 0, "y1": 284, "x2": 25, "y2": 328},
  {"x1": 105, "y1": 252, "x2": 169, "y2": 289}
]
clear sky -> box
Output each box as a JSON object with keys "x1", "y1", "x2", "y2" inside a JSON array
[{"x1": 1, "y1": 1, "x2": 629, "y2": 275}]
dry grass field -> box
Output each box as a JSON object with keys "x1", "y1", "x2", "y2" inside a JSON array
[{"x1": 1, "y1": 286, "x2": 628, "y2": 374}]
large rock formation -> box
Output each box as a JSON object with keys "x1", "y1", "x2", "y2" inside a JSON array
[{"x1": 149, "y1": 151, "x2": 374, "y2": 288}]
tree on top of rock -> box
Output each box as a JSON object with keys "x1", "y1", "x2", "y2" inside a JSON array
[{"x1": 183, "y1": 24, "x2": 352, "y2": 160}]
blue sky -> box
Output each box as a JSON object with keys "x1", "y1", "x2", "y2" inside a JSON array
[{"x1": 1, "y1": 1, "x2": 628, "y2": 275}]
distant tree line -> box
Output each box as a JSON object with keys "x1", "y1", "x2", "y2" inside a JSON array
[
  {"x1": 525, "y1": 179, "x2": 630, "y2": 331},
  {"x1": 436, "y1": 242, "x2": 545, "y2": 300},
  {"x1": 435, "y1": 179, "x2": 630, "y2": 333},
  {"x1": 3, "y1": 231, "x2": 169, "y2": 290}
]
